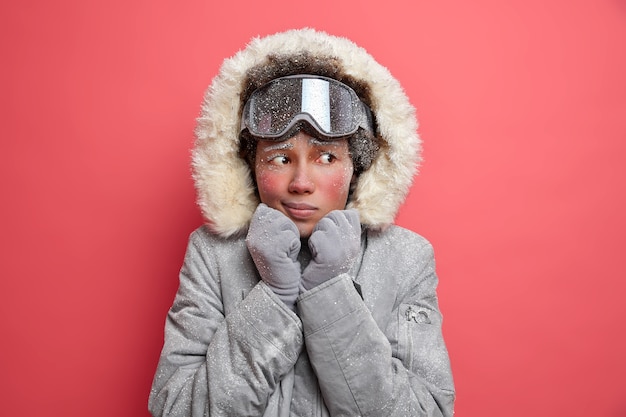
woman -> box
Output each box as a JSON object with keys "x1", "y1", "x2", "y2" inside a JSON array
[{"x1": 149, "y1": 28, "x2": 455, "y2": 417}]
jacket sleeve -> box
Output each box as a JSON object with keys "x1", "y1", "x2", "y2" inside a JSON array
[
  {"x1": 297, "y1": 240, "x2": 455, "y2": 417},
  {"x1": 149, "y1": 230, "x2": 304, "y2": 417}
]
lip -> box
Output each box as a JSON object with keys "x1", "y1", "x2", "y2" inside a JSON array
[{"x1": 282, "y1": 202, "x2": 317, "y2": 219}]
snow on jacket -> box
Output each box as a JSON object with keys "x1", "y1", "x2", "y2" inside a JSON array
[{"x1": 149, "y1": 28, "x2": 455, "y2": 416}]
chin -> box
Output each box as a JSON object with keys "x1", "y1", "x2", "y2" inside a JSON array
[{"x1": 296, "y1": 223, "x2": 314, "y2": 239}]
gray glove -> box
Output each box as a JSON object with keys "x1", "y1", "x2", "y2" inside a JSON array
[
  {"x1": 246, "y1": 204, "x2": 301, "y2": 310},
  {"x1": 301, "y1": 209, "x2": 361, "y2": 292}
]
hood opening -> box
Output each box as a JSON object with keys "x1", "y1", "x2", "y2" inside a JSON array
[{"x1": 192, "y1": 29, "x2": 420, "y2": 237}]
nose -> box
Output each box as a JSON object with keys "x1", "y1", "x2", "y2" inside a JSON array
[{"x1": 288, "y1": 164, "x2": 315, "y2": 194}]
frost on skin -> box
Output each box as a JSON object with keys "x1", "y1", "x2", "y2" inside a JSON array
[{"x1": 254, "y1": 132, "x2": 355, "y2": 238}]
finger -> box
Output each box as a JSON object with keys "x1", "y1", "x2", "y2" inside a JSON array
[{"x1": 345, "y1": 209, "x2": 361, "y2": 229}]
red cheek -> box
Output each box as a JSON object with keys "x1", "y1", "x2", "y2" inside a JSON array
[
  {"x1": 256, "y1": 170, "x2": 282, "y2": 198},
  {"x1": 319, "y1": 169, "x2": 352, "y2": 200}
]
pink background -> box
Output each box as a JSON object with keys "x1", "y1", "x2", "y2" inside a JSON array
[{"x1": 2, "y1": 1, "x2": 625, "y2": 416}]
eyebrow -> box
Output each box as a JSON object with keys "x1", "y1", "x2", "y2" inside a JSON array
[
  {"x1": 261, "y1": 142, "x2": 293, "y2": 152},
  {"x1": 260, "y1": 138, "x2": 343, "y2": 153},
  {"x1": 308, "y1": 137, "x2": 343, "y2": 147}
]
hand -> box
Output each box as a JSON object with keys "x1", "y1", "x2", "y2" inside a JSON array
[
  {"x1": 301, "y1": 209, "x2": 361, "y2": 291},
  {"x1": 246, "y1": 204, "x2": 302, "y2": 309}
]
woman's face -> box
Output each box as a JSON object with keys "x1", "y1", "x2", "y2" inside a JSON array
[{"x1": 254, "y1": 131, "x2": 355, "y2": 237}]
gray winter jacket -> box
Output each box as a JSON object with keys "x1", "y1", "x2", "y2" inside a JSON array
[
  {"x1": 149, "y1": 225, "x2": 454, "y2": 416},
  {"x1": 149, "y1": 28, "x2": 455, "y2": 416}
]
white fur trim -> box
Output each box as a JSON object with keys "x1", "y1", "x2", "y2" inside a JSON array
[{"x1": 192, "y1": 28, "x2": 421, "y2": 237}]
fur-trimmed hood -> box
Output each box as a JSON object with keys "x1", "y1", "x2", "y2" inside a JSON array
[{"x1": 192, "y1": 28, "x2": 421, "y2": 237}]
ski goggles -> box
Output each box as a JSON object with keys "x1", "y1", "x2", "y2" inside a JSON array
[{"x1": 240, "y1": 74, "x2": 374, "y2": 140}]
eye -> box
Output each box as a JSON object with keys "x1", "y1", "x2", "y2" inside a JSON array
[
  {"x1": 318, "y1": 152, "x2": 336, "y2": 164},
  {"x1": 268, "y1": 155, "x2": 290, "y2": 166}
]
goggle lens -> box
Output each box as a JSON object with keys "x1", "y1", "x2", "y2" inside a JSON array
[{"x1": 241, "y1": 75, "x2": 372, "y2": 140}]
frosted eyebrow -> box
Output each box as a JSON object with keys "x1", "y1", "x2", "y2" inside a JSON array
[
  {"x1": 261, "y1": 142, "x2": 293, "y2": 152},
  {"x1": 308, "y1": 137, "x2": 343, "y2": 147}
]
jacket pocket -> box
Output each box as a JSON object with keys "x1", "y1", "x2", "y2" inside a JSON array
[
  {"x1": 397, "y1": 303, "x2": 434, "y2": 371},
  {"x1": 397, "y1": 303, "x2": 454, "y2": 391}
]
